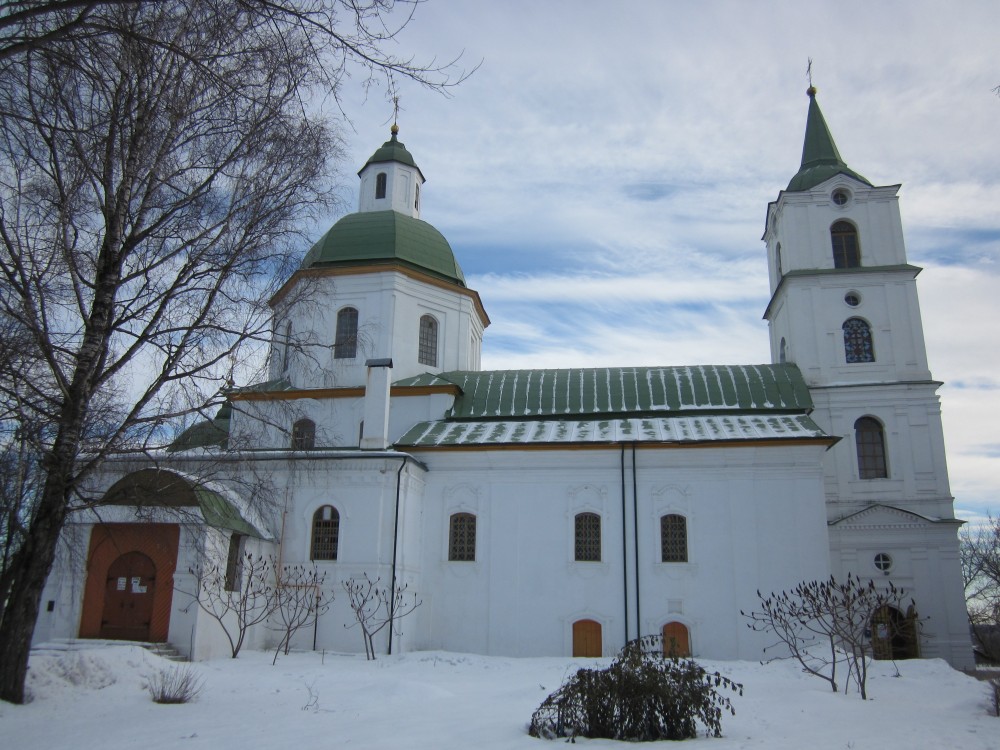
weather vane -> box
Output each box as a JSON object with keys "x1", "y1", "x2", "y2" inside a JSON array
[
  {"x1": 806, "y1": 58, "x2": 814, "y2": 92},
  {"x1": 392, "y1": 95, "x2": 401, "y2": 135}
]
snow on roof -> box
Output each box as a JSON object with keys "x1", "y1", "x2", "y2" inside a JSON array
[{"x1": 396, "y1": 414, "x2": 830, "y2": 448}]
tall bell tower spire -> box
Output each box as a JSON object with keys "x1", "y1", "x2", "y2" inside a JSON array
[{"x1": 762, "y1": 86, "x2": 973, "y2": 668}]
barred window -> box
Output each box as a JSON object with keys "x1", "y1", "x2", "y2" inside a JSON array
[
  {"x1": 843, "y1": 318, "x2": 875, "y2": 363},
  {"x1": 574, "y1": 512, "x2": 601, "y2": 562},
  {"x1": 311, "y1": 505, "x2": 340, "y2": 561},
  {"x1": 334, "y1": 307, "x2": 358, "y2": 359},
  {"x1": 660, "y1": 514, "x2": 688, "y2": 563},
  {"x1": 375, "y1": 172, "x2": 387, "y2": 200},
  {"x1": 448, "y1": 512, "x2": 476, "y2": 562},
  {"x1": 855, "y1": 417, "x2": 888, "y2": 479},
  {"x1": 291, "y1": 418, "x2": 315, "y2": 450},
  {"x1": 831, "y1": 221, "x2": 860, "y2": 268},
  {"x1": 418, "y1": 315, "x2": 438, "y2": 367}
]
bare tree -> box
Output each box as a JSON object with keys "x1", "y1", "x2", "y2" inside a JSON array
[
  {"x1": 270, "y1": 564, "x2": 331, "y2": 664},
  {"x1": 191, "y1": 552, "x2": 278, "y2": 659},
  {"x1": 743, "y1": 575, "x2": 917, "y2": 700},
  {"x1": 961, "y1": 516, "x2": 1000, "y2": 662},
  {"x1": 0, "y1": 0, "x2": 470, "y2": 703},
  {"x1": 342, "y1": 573, "x2": 420, "y2": 660}
]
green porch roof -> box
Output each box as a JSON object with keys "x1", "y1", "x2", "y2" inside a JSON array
[{"x1": 394, "y1": 364, "x2": 814, "y2": 420}]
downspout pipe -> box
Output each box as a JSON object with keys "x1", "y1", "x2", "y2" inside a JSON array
[
  {"x1": 387, "y1": 454, "x2": 409, "y2": 655},
  {"x1": 632, "y1": 442, "x2": 641, "y2": 640},
  {"x1": 620, "y1": 444, "x2": 629, "y2": 645}
]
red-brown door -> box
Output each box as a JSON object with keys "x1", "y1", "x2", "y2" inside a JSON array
[
  {"x1": 572, "y1": 619, "x2": 602, "y2": 657},
  {"x1": 662, "y1": 621, "x2": 690, "y2": 657},
  {"x1": 100, "y1": 552, "x2": 156, "y2": 641}
]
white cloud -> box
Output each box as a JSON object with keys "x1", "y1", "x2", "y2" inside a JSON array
[{"x1": 322, "y1": 0, "x2": 1000, "y2": 518}]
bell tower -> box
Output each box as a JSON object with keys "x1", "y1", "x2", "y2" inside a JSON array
[{"x1": 762, "y1": 87, "x2": 972, "y2": 668}]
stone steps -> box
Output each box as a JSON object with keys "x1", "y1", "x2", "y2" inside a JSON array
[{"x1": 32, "y1": 637, "x2": 188, "y2": 661}]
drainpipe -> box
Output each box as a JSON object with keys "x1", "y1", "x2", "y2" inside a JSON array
[
  {"x1": 620, "y1": 444, "x2": 629, "y2": 645},
  {"x1": 387, "y1": 454, "x2": 409, "y2": 655},
  {"x1": 632, "y1": 442, "x2": 641, "y2": 639}
]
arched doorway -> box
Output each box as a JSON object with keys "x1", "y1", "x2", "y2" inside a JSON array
[
  {"x1": 662, "y1": 621, "x2": 690, "y2": 657},
  {"x1": 572, "y1": 619, "x2": 602, "y2": 657},
  {"x1": 871, "y1": 605, "x2": 919, "y2": 660},
  {"x1": 100, "y1": 552, "x2": 157, "y2": 641}
]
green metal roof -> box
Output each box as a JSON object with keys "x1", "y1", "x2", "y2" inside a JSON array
[
  {"x1": 395, "y1": 364, "x2": 814, "y2": 420},
  {"x1": 359, "y1": 130, "x2": 424, "y2": 181},
  {"x1": 168, "y1": 404, "x2": 231, "y2": 452},
  {"x1": 195, "y1": 487, "x2": 266, "y2": 538},
  {"x1": 787, "y1": 89, "x2": 872, "y2": 192},
  {"x1": 301, "y1": 211, "x2": 466, "y2": 287},
  {"x1": 396, "y1": 414, "x2": 829, "y2": 448}
]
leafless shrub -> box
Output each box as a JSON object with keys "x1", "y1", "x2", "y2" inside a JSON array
[
  {"x1": 743, "y1": 574, "x2": 918, "y2": 699},
  {"x1": 343, "y1": 573, "x2": 421, "y2": 660},
  {"x1": 145, "y1": 664, "x2": 204, "y2": 704}
]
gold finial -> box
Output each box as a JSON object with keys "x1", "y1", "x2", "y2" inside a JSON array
[{"x1": 806, "y1": 58, "x2": 816, "y2": 97}]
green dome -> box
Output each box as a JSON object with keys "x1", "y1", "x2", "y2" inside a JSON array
[
  {"x1": 301, "y1": 211, "x2": 466, "y2": 286},
  {"x1": 359, "y1": 132, "x2": 424, "y2": 181},
  {"x1": 168, "y1": 403, "x2": 231, "y2": 453}
]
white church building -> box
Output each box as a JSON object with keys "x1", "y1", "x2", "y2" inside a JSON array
[{"x1": 35, "y1": 89, "x2": 974, "y2": 669}]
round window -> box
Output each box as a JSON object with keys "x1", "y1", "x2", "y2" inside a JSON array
[
  {"x1": 832, "y1": 189, "x2": 850, "y2": 206},
  {"x1": 874, "y1": 553, "x2": 893, "y2": 573},
  {"x1": 844, "y1": 291, "x2": 861, "y2": 307}
]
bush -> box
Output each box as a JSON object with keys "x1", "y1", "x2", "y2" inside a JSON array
[
  {"x1": 529, "y1": 636, "x2": 742, "y2": 741},
  {"x1": 145, "y1": 664, "x2": 204, "y2": 704}
]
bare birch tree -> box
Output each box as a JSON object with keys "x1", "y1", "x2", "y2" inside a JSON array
[{"x1": 0, "y1": 0, "x2": 469, "y2": 703}]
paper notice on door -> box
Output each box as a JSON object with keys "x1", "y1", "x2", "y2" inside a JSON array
[{"x1": 131, "y1": 577, "x2": 147, "y2": 593}]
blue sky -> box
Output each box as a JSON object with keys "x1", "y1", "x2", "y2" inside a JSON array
[{"x1": 322, "y1": 0, "x2": 1000, "y2": 521}]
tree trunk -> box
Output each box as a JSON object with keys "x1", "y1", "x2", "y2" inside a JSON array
[{"x1": 0, "y1": 475, "x2": 70, "y2": 704}]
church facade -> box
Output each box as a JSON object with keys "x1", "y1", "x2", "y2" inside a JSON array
[{"x1": 35, "y1": 91, "x2": 974, "y2": 669}]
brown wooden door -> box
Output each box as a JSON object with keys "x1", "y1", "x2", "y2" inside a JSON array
[
  {"x1": 100, "y1": 552, "x2": 156, "y2": 641},
  {"x1": 572, "y1": 619, "x2": 602, "y2": 657},
  {"x1": 662, "y1": 621, "x2": 690, "y2": 657}
]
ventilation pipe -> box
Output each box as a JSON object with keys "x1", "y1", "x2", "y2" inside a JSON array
[{"x1": 361, "y1": 358, "x2": 393, "y2": 450}]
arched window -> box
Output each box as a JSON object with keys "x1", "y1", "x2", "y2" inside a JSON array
[
  {"x1": 662, "y1": 621, "x2": 690, "y2": 657},
  {"x1": 660, "y1": 514, "x2": 688, "y2": 562},
  {"x1": 448, "y1": 512, "x2": 476, "y2": 561},
  {"x1": 291, "y1": 418, "x2": 315, "y2": 449},
  {"x1": 574, "y1": 512, "x2": 601, "y2": 562},
  {"x1": 855, "y1": 416, "x2": 887, "y2": 479},
  {"x1": 775, "y1": 242, "x2": 782, "y2": 276},
  {"x1": 414, "y1": 182, "x2": 420, "y2": 210},
  {"x1": 375, "y1": 172, "x2": 387, "y2": 200},
  {"x1": 572, "y1": 619, "x2": 602, "y2": 657},
  {"x1": 831, "y1": 221, "x2": 860, "y2": 268},
  {"x1": 280, "y1": 320, "x2": 292, "y2": 372},
  {"x1": 779, "y1": 337, "x2": 787, "y2": 364},
  {"x1": 843, "y1": 318, "x2": 875, "y2": 363},
  {"x1": 334, "y1": 307, "x2": 358, "y2": 359},
  {"x1": 311, "y1": 505, "x2": 340, "y2": 561},
  {"x1": 418, "y1": 315, "x2": 438, "y2": 367}
]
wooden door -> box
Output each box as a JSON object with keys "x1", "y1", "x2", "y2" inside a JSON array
[
  {"x1": 662, "y1": 621, "x2": 690, "y2": 657},
  {"x1": 572, "y1": 619, "x2": 602, "y2": 657},
  {"x1": 100, "y1": 552, "x2": 156, "y2": 641}
]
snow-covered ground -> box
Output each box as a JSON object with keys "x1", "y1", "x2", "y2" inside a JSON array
[{"x1": 1, "y1": 644, "x2": 996, "y2": 749}]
